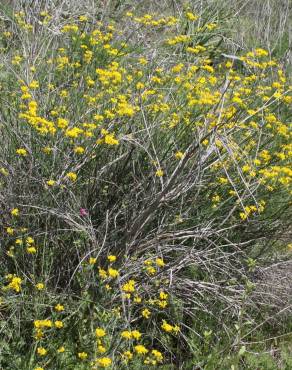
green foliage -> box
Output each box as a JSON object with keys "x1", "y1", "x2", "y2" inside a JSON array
[{"x1": 0, "y1": 1, "x2": 291, "y2": 369}]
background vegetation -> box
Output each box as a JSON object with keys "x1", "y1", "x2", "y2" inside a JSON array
[{"x1": 0, "y1": 1, "x2": 291, "y2": 369}]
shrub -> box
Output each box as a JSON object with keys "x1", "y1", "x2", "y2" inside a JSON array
[{"x1": 0, "y1": 2, "x2": 291, "y2": 369}]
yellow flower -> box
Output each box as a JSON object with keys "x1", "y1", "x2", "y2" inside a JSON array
[
  {"x1": 171, "y1": 63, "x2": 184, "y2": 73},
  {"x1": 107, "y1": 255, "x2": 116, "y2": 262},
  {"x1": 11, "y1": 208, "x2": 19, "y2": 216},
  {"x1": 65, "y1": 127, "x2": 83, "y2": 138},
  {"x1": 43, "y1": 146, "x2": 53, "y2": 154},
  {"x1": 121, "y1": 329, "x2": 141, "y2": 340},
  {"x1": 74, "y1": 146, "x2": 85, "y2": 154},
  {"x1": 0, "y1": 167, "x2": 9, "y2": 176},
  {"x1": 12, "y1": 55, "x2": 23, "y2": 65},
  {"x1": 159, "y1": 291, "x2": 168, "y2": 300},
  {"x1": 134, "y1": 345, "x2": 148, "y2": 355},
  {"x1": 175, "y1": 151, "x2": 184, "y2": 159},
  {"x1": 60, "y1": 90, "x2": 68, "y2": 98},
  {"x1": 66, "y1": 172, "x2": 77, "y2": 181},
  {"x1": 155, "y1": 169, "x2": 164, "y2": 177},
  {"x1": 161, "y1": 320, "x2": 173, "y2": 332},
  {"x1": 57, "y1": 346, "x2": 65, "y2": 353},
  {"x1": 206, "y1": 22, "x2": 217, "y2": 30},
  {"x1": 7, "y1": 246, "x2": 14, "y2": 257},
  {"x1": 46, "y1": 179, "x2": 55, "y2": 186},
  {"x1": 26, "y1": 237, "x2": 35, "y2": 245},
  {"x1": 139, "y1": 57, "x2": 148, "y2": 65},
  {"x1": 78, "y1": 352, "x2": 88, "y2": 360},
  {"x1": 104, "y1": 134, "x2": 119, "y2": 145},
  {"x1": 122, "y1": 280, "x2": 136, "y2": 293},
  {"x1": 146, "y1": 266, "x2": 156, "y2": 275},
  {"x1": 136, "y1": 82, "x2": 145, "y2": 89},
  {"x1": 254, "y1": 48, "x2": 269, "y2": 57},
  {"x1": 89, "y1": 257, "x2": 97, "y2": 265},
  {"x1": 27, "y1": 246, "x2": 37, "y2": 254},
  {"x1": 97, "y1": 345, "x2": 106, "y2": 353},
  {"x1": 34, "y1": 319, "x2": 52, "y2": 328},
  {"x1": 242, "y1": 164, "x2": 251, "y2": 173},
  {"x1": 55, "y1": 320, "x2": 64, "y2": 329},
  {"x1": 121, "y1": 330, "x2": 132, "y2": 339},
  {"x1": 98, "y1": 267, "x2": 108, "y2": 279},
  {"x1": 93, "y1": 114, "x2": 104, "y2": 121},
  {"x1": 95, "y1": 357, "x2": 112, "y2": 368},
  {"x1": 34, "y1": 329, "x2": 43, "y2": 340},
  {"x1": 62, "y1": 24, "x2": 79, "y2": 33},
  {"x1": 29, "y1": 80, "x2": 39, "y2": 89},
  {"x1": 6, "y1": 227, "x2": 14, "y2": 235},
  {"x1": 152, "y1": 349, "x2": 163, "y2": 362},
  {"x1": 131, "y1": 330, "x2": 142, "y2": 340},
  {"x1": 219, "y1": 177, "x2": 228, "y2": 184},
  {"x1": 108, "y1": 267, "x2": 119, "y2": 278},
  {"x1": 55, "y1": 303, "x2": 64, "y2": 312},
  {"x1": 37, "y1": 347, "x2": 47, "y2": 356},
  {"x1": 7, "y1": 276, "x2": 22, "y2": 292},
  {"x1": 142, "y1": 308, "x2": 151, "y2": 319},
  {"x1": 122, "y1": 350, "x2": 133, "y2": 360},
  {"x1": 155, "y1": 258, "x2": 165, "y2": 267},
  {"x1": 158, "y1": 300, "x2": 168, "y2": 308},
  {"x1": 134, "y1": 296, "x2": 142, "y2": 303},
  {"x1": 79, "y1": 15, "x2": 88, "y2": 22},
  {"x1": 36, "y1": 283, "x2": 45, "y2": 290},
  {"x1": 212, "y1": 194, "x2": 220, "y2": 203},
  {"x1": 186, "y1": 12, "x2": 198, "y2": 21},
  {"x1": 16, "y1": 148, "x2": 28, "y2": 156},
  {"x1": 34, "y1": 367, "x2": 44, "y2": 370},
  {"x1": 95, "y1": 327, "x2": 106, "y2": 338}
]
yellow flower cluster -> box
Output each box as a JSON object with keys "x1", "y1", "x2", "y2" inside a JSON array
[
  {"x1": 132, "y1": 14, "x2": 178, "y2": 27},
  {"x1": 166, "y1": 34, "x2": 191, "y2": 45},
  {"x1": 4, "y1": 275, "x2": 22, "y2": 292}
]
